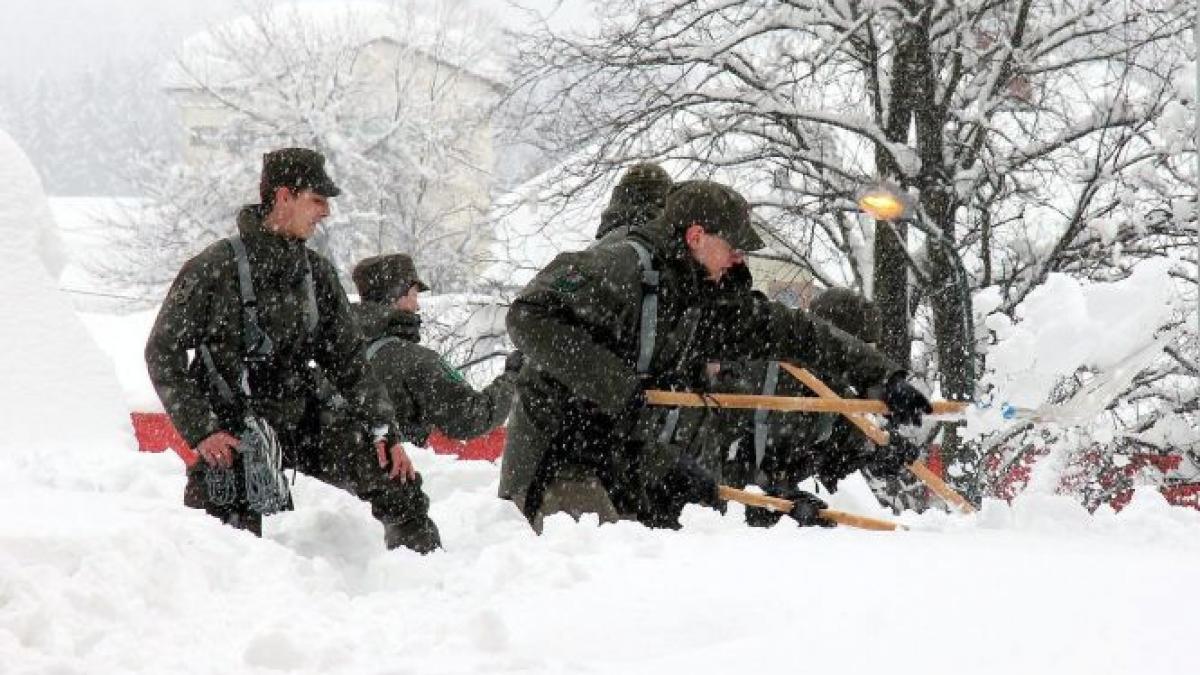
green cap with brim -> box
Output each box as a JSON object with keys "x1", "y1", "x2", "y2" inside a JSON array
[
  {"x1": 352, "y1": 253, "x2": 430, "y2": 303},
  {"x1": 261, "y1": 147, "x2": 341, "y2": 198},
  {"x1": 662, "y1": 180, "x2": 765, "y2": 252}
]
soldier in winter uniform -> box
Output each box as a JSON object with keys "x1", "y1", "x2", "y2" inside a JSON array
[
  {"x1": 347, "y1": 253, "x2": 519, "y2": 445},
  {"x1": 145, "y1": 148, "x2": 433, "y2": 552},
  {"x1": 594, "y1": 162, "x2": 672, "y2": 241},
  {"x1": 500, "y1": 179, "x2": 932, "y2": 532},
  {"x1": 714, "y1": 288, "x2": 927, "y2": 527}
]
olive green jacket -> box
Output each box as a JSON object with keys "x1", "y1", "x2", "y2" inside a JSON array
[
  {"x1": 353, "y1": 302, "x2": 515, "y2": 443},
  {"x1": 500, "y1": 218, "x2": 897, "y2": 500},
  {"x1": 145, "y1": 205, "x2": 396, "y2": 450}
]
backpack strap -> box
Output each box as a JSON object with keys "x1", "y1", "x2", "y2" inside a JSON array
[
  {"x1": 623, "y1": 239, "x2": 684, "y2": 444},
  {"x1": 228, "y1": 234, "x2": 320, "y2": 352},
  {"x1": 753, "y1": 360, "x2": 781, "y2": 470},
  {"x1": 199, "y1": 344, "x2": 236, "y2": 404},
  {"x1": 227, "y1": 235, "x2": 272, "y2": 361},
  {"x1": 198, "y1": 235, "x2": 323, "y2": 403},
  {"x1": 366, "y1": 336, "x2": 403, "y2": 362},
  {"x1": 300, "y1": 251, "x2": 319, "y2": 334},
  {"x1": 623, "y1": 239, "x2": 659, "y2": 375}
]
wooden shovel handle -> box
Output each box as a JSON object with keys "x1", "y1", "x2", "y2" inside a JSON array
[
  {"x1": 717, "y1": 485, "x2": 905, "y2": 532},
  {"x1": 644, "y1": 390, "x2": 967, "y2": 415},
  {"x1": 907, "y1": 460, "x2": 977, "y2": 513},
  {"x1": 778, "y1": 363, "x2": 890, "y2": 445},
  {"x1": 778, "y1": 364, "x2": 977, "y2": 515}
]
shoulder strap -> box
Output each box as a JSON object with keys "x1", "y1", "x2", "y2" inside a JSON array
[
  {"x1": 300, "y1": 251, "x2": 319, "y2": 334},
  {"x1": 753, "y1": 360, "x2": 781, "y2": 470},
  {"x1": 199, "y1": 344, "x2": 237, "y2": 404},
  {"x1": 227, "y1": 235, "x2": 273, "y2": 364},
  {"x1": 623, "y1": 239, "x2": 659, "y2": 375},
  {"x1": 366, "y1": 335, "x2": 403, "y2": 362},
  {"x1": 196, "y1": 236, "x2": 261, "y2": 403},
  {"x1": 228, "y1": 234, "x2": 256, "y2": 305}
]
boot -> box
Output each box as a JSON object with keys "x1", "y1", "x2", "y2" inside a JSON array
[{"x1": 383, "y1": 518, "x2": 442, "y2": 554}]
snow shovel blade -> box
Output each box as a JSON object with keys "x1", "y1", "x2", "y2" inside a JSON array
[{"x1": 999, "y1": 326, "x2": 1181, "y2": 426}]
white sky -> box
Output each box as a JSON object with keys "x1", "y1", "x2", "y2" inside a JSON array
[{"x1": 0, "y1": 0, "x2": 593, "y2": 83}]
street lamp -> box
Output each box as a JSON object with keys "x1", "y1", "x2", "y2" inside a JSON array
[
  {"x1": 857, "y1": 184, "x2": 913, "y2": 223},
  {"x1": 857, "y1": 182, "x2": 977, "y2": 395}
]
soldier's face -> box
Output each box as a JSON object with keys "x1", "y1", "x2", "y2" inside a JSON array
[
  {"x1": 685, "y1": 224, "x2": 745, "y2": 282},
  {"x1": 269, "y1": 188, "x2": 330, "y2": 240}
]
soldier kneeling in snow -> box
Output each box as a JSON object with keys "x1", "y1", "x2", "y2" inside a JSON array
[
  {"x1": 146, "y1": 148, "x2": 436, "y2": 552},
  {"x1": 500, "y1": 180, "x2": 932, "y2": 532},
  {"x1": 711, "y1": 289, "x2": 930, "y2": 528}
]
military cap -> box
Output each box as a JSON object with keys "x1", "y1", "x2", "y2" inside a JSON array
[
  {"x1": 352, "y1": 253, "x2": 430, "y2": 303},
  {"x1": 663, "y1": 180, "x2": 765, "y2": 252},
  {"x1": 809, "y1": 288, "x2": 881, "y2": 344},
  {"x1": 618, "y1": 162, "x2": 671, "y2": 190},
  {"x1": 260, "y1": 147, "x2": 341, "y2": 200}
]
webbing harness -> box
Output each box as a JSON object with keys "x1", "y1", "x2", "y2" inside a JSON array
[
  {"x1": 623, "y1": 239, "x2": 658, "y2": 376},
  {"x1": 753, "y1": 361, "x2": 781, "y2": 470},
  {"x1": 623, "y1": 239, "x2": 682, "y2": 444},
  {"x1": 366, "y1": 335, "x2": 402, "y2": 361}
]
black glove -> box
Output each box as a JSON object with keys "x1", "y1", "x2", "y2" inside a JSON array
[
  {"x1": 774, "y1": 488, "x2": 834, "y2": 528},
  {"x1": 396, "y1": 422, "x2": 429, "y2": 447},
  {"x1": 662, "y1": 453, "x2": 719, "y2": 509},
  {"x1": 504, "y1": 350, "x2": 525, "y2": 374},
  {"x1": 865, "y1": 434, "x2": 921, "y2": 476},
  {"x1": 882, "y1": 372, "x2": 932, "y2": 427},
  {"x1": 627, "y1": 387, "x2": 649, "y2": 414}
]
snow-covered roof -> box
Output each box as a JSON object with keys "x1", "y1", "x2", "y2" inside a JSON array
[{"x1": 162, "y1": 1, "x2": 508, "y2": 92}]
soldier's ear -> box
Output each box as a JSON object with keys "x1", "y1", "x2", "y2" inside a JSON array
[
  {"x1": 684, "y1": 223, "x2": 706, "y2": 247},
  {"x1": 273, "y1": 186, "x2": 296, "y2": 207}
]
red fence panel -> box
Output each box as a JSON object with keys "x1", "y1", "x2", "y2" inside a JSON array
[{"x1": 130, "y1": 412, "x2": 505, "y2": 465}]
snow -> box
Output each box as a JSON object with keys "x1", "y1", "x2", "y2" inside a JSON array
[
  {"x1": 4, "y1": 444, "x2": 1200, "y2": 674},
  {"x1": 970, "y1": 259, "x2": 1182, "y2": 436},
  {"x1": 0, "y1": 129, "x2": 137, "y2": 485}
]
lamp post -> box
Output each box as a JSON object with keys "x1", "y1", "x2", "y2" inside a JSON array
[{"x1": 857, "y1": 183, "x2": 977, "y2": 395}]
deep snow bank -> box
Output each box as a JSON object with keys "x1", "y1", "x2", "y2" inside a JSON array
[
  {"x1": 0, "y1": 128, "x2": 136, "y2": 491},
  {"x1": 2, "y1": 444, "x2": 1197, "y2": 675}
]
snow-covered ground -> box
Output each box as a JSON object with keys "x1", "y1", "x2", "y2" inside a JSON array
[{"x1": 4, "y1": 446, "x2": 1199, "y2": 674}]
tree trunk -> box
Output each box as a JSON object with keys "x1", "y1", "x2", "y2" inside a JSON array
[
  {"x1": 909, "y1": 6, "x2": 979, "y2": 502},
  {"x1": 872, "y1": 11, "x2": 924, "y2": 369}
]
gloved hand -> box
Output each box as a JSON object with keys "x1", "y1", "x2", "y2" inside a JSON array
[
  {"x1": 504, "y1": 350, "x2": 525, "y2": 374},
  {"x1": 882, "y1": 371, "x2": 932, "y2": 427},
  {"x1": 627, "y1": 387, "x2": 649, "y2": 414},
  {"x1": 865, "y1": 434, "x2": 922, "y2": 476},
  {"x1": 662, "y1": 453, "x2": 720, "y2": 508},
  {"x1": 774, "y1": 488, "x2": 835, "y2": 528}
]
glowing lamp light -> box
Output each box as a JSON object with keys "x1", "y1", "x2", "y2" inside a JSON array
[{"x1": 857, "y1": 184, "x2": 911, "y2": 222}]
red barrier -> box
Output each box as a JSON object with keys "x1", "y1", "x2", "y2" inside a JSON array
[
  {"x1": 425, "y1": 427, "x2": 506, "y2": 461},
  {"x1": 131, "y1": 412, "x2": 197, "y2": 467},
  {"x1": 130, "y1": 412, "x2": 505, "y2": 465}
]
